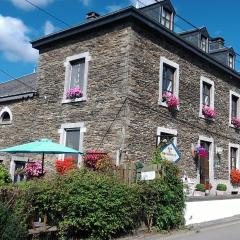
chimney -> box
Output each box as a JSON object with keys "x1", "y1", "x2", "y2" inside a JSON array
[
  {"x1": 86, "y1": 12, "x2": 100, "y2": 21},
  {"x1": 210, "y1": 37, "x2": 225, "y2": 51}
]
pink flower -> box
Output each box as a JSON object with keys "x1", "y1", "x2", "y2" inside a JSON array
[
  {"x1": 232, "y1": 117, "x2": 240, "y2": 128},
  {"x1": 162, "y1": 92, "x2": 179, "y2": 110},
  {"x1": 25, "y1": 161, "x2": 45, "y2": 178},
  {"x1": 202, "y1": 105, "x2": 216, "y2": 119},
  {"x1": 66, "y1": 87, "x2": 83, "y2": 99}
]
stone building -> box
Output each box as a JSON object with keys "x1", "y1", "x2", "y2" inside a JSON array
[{"x1": 1, "y1": 0, "x2": 240, "y2": 190}]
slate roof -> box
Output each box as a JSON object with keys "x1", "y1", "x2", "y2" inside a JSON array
[{"x1": 0, "y1": 73, "x2": 37, "y2": 102}]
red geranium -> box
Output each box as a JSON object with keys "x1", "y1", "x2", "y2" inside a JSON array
[
  {"x1": 230, "y1": 169, "x2": 240, "y2": 186},
  {"x1": 204, "y1": 183, "x2": 212, "y2": 190},
  {"x1": 55, "y1": 157, "x2": 77, "y2": 175}
]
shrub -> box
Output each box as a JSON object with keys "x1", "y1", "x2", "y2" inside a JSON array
[
  {"x1": 55, "y1": 157, "x2": 77, "y2": 175},
  {"x1": 11, "y1": 170, "x2": 141, "y2": 240},
  {"x1": 195, "y1": 183, "x2": 205, "y2": 192},
  {"x1": 0, "y1": 201, "x2": 27, "y2": 239},
  {"x1": 139, "y1": 160, "x2": 185, "y2": 232},
  {"x1": 25, "y1": 160, "x2": 44, "y2": 178},
  {"x1": 216, "y1": 183, "x2": 227, "y2": 191},
  {"x1": 0, "y1": 164, "x2": 11, "y2": 186}
]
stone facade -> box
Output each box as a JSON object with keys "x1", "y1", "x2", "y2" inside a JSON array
[{"x1": 1, "y1": 12, "x2": 240, "y2": 189}]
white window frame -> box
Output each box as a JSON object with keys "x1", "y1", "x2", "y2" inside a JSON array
[
  {"x1": 156, "y1": 127, "x2": 177, "y2": 146},
  {"x1": 228, "y1": 54, "x2": 235, "y2": 69},
  {"x1": 158, "y1": 57, "x2": 179, "y2": 107},
  {"x1": 9, "y1": 156, "x2": 28, "y2": 181},
  {"x1": 200, "y1": 35, "x2": 208, "y2": 53},
  {"x1": 161, "y1": 6, "x2": 174, "y2": 30},
  {"x1": 62, "y1": 52, "x2": 91, "y2": 104},
  {"x1": 198, "y1": 135, "x2": 214, "y2": 184},
  {"x1": 58, "y1": 122, "x2": 85, "y2": 166},
  {"x1": 0, "y1": 106, "x2": 12, "y2": 125},
  {"x1": 229, "y1": 90, "x2": 240, "y2": 127},
  {"x1": 229, "y1": 143, "x2": 240, "y2": 176},
  {"x1": 199, "y1": 76, "x2": 215, "y2": 118}
]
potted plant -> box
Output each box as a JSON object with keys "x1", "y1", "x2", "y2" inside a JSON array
[
  {"x1": 66, "y1": 87, "x2": 83, "y2": 99},
  {"x1": 192, "y1": 145, "x2": 208, "y2": 159},
  {"x1": 25, "y1": 161, "x2": 45, "y2": 179},
  {"x1": 202, "y1": 105, "x2": 216, "y2": 119},
  {"x1": 231, "y1": 117, "x2": 240, "y2": 129},
  {"x1": 162, "y1": 92, "x2": 179, "y2": 111},
  {"x1": 204, "y1": 183, "x2": 212, "y2": 196},
  {"x1": 230, "y1": 169, "x2": 240, "y2": 194},
  {"x1": 216, "y1": 183, "x2": 227, "y2": 195},
  {"x1": 194, "y1": 183, "x2": 205, "y2": 196}
]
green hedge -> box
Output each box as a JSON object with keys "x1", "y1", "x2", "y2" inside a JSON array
[
  {"x1": 216, "y1": 183, "x2": 227, "y2": 191},
  {"x1": 1, "y1": 162, "x2": 185, "y2": 239}
]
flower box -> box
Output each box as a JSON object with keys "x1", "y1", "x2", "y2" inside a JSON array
[
  {"x1": 202, "y1": 105, "x2": 216, "y2": 119},
  {"x1": 231, "y1": 117, "x2": 240, "y2": 129},
  {"x1": 66, "y1": 87, "x2": 83, "y2": 99},
  {"x1": 162, "y1": 92, "x2": 179, "y2": 111}
]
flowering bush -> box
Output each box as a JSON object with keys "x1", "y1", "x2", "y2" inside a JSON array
[
  {"x1": 204, "y1": 183, "x2": 212, "y2": 190},
  {"x1": 162, "y1": 92, "x2": 179, "y2": 110},
  {"x1": 202, "y1": 105, "x2": 216, "y2": 119},
  {"x1": 96, "y1": 155, "x2": 114, "y2": 172},
  {"x1": 55, "y1": 157, "x2": 77, "y2": 175},
  {"x1": 195, "y1": 145, "x2": 208, "y2": 158},
  {"x1": 83, "y1": 150, "x2": 107, "y2": 170},
  {"x1": 25, "y1": 161, "x2": 44, "y2": 178},
  {"x1": 231, "y1": 117, "x2": 240, "y2": 129},
  {"x1": 230, "y1": 169, "x2": 240, "y2": 186},
  {"x1": 66, "y1": 87, "x2": 83, "y2": 99}
]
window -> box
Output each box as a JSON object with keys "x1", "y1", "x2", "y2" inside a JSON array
[
  {"x1": 65, "y1": 128, "x2": 80, "y2": 163},
  {"x1": 229, "y1": 54, "x2": 234, "y2": 69},
  {"x1": 199, "y1": 77, "x2": 214, "y2": 117},
  {"x1": 59, "y1": 122, "x2": 85, "y2": 165},
  {"x1": 162, "y1": 64, "x2": 174, "y2": 94},
  {"x1": 159, "y1": 57, "x2": 179, "y2": 106},
  {"x1": 63, "y1": 52, "x2": 91, "y2": 103},
  {"x1": 229, "y1": 91, "x2": 240, "y2": 126},
  {"x1": 161, "y1": 7, "x2": 172, "y2": 29},
  {"x1": 202, "y1": 82, "x2": 211, "y2": 106},
  {"x1": 9, "y1": 156, "x2": 28, "y2": 183},
  {"x1": 0, "y1": 107, "x2": 12, "y2": 124},
  {"x1": 156, "y1": 127, "x2": 177, "y2": 147},
  {"x1": 229, "y1": 143, "x2": 239, "y2": 172},
  {"x1": 200, "y1": 36, "x2": 208, "y2": 52}
]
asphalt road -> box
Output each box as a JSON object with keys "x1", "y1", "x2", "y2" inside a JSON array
[{"x1": 158, "y1": 221, "x2": 240, "y2": 240}]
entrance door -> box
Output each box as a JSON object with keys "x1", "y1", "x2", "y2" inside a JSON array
[{"x1": 199, "y1": 141, "x2": 210, "y2": 184}]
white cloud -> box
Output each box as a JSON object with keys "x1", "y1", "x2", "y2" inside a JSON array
[
  {"x1": 80, "y1": 0, "x2": 90, "y2": 6},
  {"x1": 106, "y1": 5, "x2": 122, "y2": 12},
  {"x1": 130, "y1": 0, "x2": 156, "y2": 8},
  {"x1": 10, "y1": 0, "x2": 54, "y2": 10},
  {"x1": 0, "y1": 15, "x2": 38, "y2": 63},
  {"x1": 44, "y1": 20, "x2": 57, "y2": 35}
]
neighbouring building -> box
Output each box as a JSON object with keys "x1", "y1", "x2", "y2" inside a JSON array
[{"x1": 1, "y1": 0, "x2": 240, "y2": 191}]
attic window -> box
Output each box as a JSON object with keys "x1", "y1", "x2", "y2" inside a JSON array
[
  {"x1": 229, "y1": 54, "x2": 234, "y2": 69},
  {"x1": 0, "y1": 107, "x2": 12, "y2": 125},
  {"x1": 2, "y1": 112, "x2": 10, "y2": 122},
  {"x1": 201, "y1": 36, "x2": 208, "y2": 52},
  {"x1": 161, "y1": 7, "x2": 172, "y2": 29}
]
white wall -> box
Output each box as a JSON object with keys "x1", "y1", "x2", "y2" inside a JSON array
[{"x1": 185, "y1": 198, "x2": 240, "y2": 225}]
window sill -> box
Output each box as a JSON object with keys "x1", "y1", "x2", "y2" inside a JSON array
[
  {"x1": 158, "y1": 100, "x2": 180, "y2": 111},
  {"x1": 199, "y1": 115, "x2": 215, "y2": 122},
  {"x1": 0, "y1": 122, "x2": 12, "y2": 125},
  {"x1": 62, "y1": 97, "x2": 86, "y2": 104},
  {"x1": 229, "y1": 124, "x2": 240, "y2": 130}
]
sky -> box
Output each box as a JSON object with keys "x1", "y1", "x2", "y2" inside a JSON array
[{"x1": 0, "y1": 0, "x2": 240, "y2": 82}]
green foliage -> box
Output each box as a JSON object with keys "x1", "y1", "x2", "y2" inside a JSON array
[
  {"x1": 139, "y1": 160, "x2": 185, "y2": 232},
  {"x1": 11, "y1": 170, "x2": 141, "y2": 240},
  {"x1": 195, "y1": 183, "x2": 205, "y2": 192},
  {"x1": 0, "y1": 164, "x2": 11, "y2": 186},
  {"x1": 0, "y1": 202, "x2": 27, "y2": 240},
  {"x1": 216, "y1": 183, "x2": 227, "y2": 191}
]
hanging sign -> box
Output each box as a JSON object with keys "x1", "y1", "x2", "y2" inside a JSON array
[{"x1": 160, "y1": 143, "x2": 181, "y2": 162}]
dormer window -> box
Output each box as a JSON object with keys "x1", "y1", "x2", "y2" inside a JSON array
[
  {"x1": 161, "y1": 7, "x2": 172, "y2": 29},
  {"x1": 229, "y1": 54, "x2": 234, "y2": 69},
  {"x1": 201, "y1": 36, "x2": 208, "y2": 52}
]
